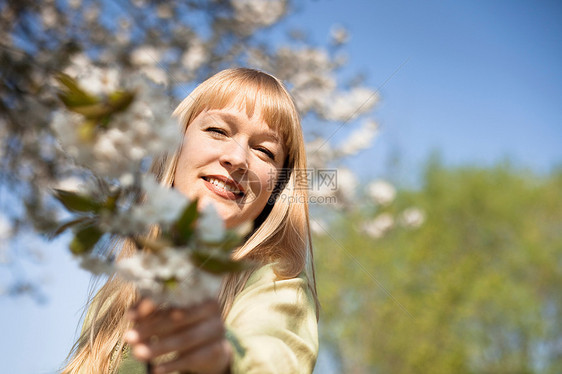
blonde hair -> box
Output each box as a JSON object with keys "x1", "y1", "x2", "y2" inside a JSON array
[{"x1": 62, "y1": 68, "x2": 318, "y2": 373}]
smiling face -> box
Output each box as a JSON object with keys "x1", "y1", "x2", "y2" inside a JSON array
[{"x1": 173, "y1": 103, "x2": 285, "y2": 228}]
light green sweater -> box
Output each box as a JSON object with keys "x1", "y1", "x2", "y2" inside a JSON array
[{"x1": 118, "y1": 264, "x2": 319, "y2": 374}]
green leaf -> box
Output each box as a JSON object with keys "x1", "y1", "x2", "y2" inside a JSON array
[
  {"x1": 190, "y1": 250, "x2": 250, "y2": 275},
  {"x1": 50, "y1": 216, "x2": 91, "y2": 239},
  {"x1": 68, "y1": 91, "x2": 135, "y2": 120},
  {"x1": 53, "y1": 189, "x2": 102, "y2": 213},
  {"x1": 69, "y1": 102, "x2": 114, "y2": 118},
  {"x1": 69, "y1": 225, "x2": 103, "y2": 254},
  {"x1": 55, "y1": 73, "x2": 135, "y2": 121},
  {"x1": 55, "y1": 73, "x2": 99, "y2": 107},
  {"x1": 103, "y1": 188, "x2": 122, "y2": 212},
  {"x1": 108, "y1": 91, "x2": 135, "y2": 113},
  {"x1": 172, "y1": 200, "x2": 199, "y2": 245},
  {"x1": 163, "y1": 278, "x2": 178, "y2": 289}
]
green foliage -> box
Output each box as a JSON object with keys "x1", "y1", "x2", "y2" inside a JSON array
[
  {"x1": 55, "y1": 73, "x2": 99, "y2": 108},
  {"x1": 53, "y1": 189, "x2": 103, "y2": 213},
  {"x1": 54, "y1": 73, "x2": 135, "y2": 134},
  {"x1": 69, "y1": 225, "x2": 103, "y2": 255},
  {"x1": 52, "y1": 188, "x2": 121, "y2": 238},
  {"x1": 316, "y1": 162, "x2": 562, "y2": 373},
  {"x1": 190, "y1": 249, "x2": 251, "y2": 275},
  {"x1": 171, "y1": 199, "x2": 199, "y2": 246}
]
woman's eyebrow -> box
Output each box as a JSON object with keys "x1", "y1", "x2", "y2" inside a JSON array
[
  {"x1": 259, "y1": 131, "x2": 281, "y2": 144},
  {"x1": 213, "y1": 111, "x2": 281, "y2": 144}
]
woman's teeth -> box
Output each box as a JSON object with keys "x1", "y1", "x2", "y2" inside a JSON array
[{"x1": 206, "y1": 177, "x2": 242, "y2": 194}]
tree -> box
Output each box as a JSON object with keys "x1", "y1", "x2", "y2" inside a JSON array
[
  {"x1": 316, "y1": 160, "x2": 562, "y2": 373},
  {"x1": 0, "y1": 0, "x2": 380, "y2": 297}
]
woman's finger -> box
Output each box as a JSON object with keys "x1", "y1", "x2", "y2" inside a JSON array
[
  {"x1": 127, "y1": 297, "x2": 158, "y2": 320},
  {"x1": 131, "y1": 313, "x2": 225, "y2": 360},
  {"x1": 125, "y1": 300, "x2": 220, "y2": 343},
  {"x1": 153, "y1": 339, "x2": 232, "y2": 374}
]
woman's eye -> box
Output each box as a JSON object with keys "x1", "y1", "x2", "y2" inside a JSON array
[
  {"x1": 206, "y1": 127, "x2": 227, "y2": 136},
  {"x1": 256, "y1": 147, "x2": 275, "y2": 161}
]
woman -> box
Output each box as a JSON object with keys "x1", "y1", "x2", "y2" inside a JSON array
[{"x1": 62, "y1": 68, "x2": 319, "y2": 374}]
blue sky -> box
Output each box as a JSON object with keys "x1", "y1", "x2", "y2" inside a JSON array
[
  {"x1": 289, "y1": 0, "x2": 562, "y2": 181},
  {"x1": 1, "y1": 1, "x2": 561, "y2": 373}
]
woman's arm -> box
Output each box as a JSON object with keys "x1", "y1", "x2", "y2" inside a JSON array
[
  {"x1": 123, "y1": 263, "x2": 318, "y2": 374},
  {"x1": 225, "y1": 264, "x2": 318, "y2": 374}
]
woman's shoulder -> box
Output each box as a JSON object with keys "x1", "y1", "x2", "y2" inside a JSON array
[
  {"x1": 228, "y1": 262, "x2": 317, "y2": 323},
  {"x1": 225, "y1": 263, "x2": 319, "y2": 373},
  {"x1": 242, "y1": 263, "x2": 311, "y2": 296}
]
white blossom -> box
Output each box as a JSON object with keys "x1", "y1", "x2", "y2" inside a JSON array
[
  {"x1": 306, "y1": 137, "x2": 335, "y2": 169},
  {"x1": 51, "y1": 73, "x2": 181, "y2": 179},
  {"x1": 117, "y1": 248, "x2": 223, "y2": 307},
  {"x1": 119, "y1": 173, "x2": 135, "y2": 187},
  {"x1": 136, "y1": 176, "x2": 189, "y2": 227},
  {"x1": 198, "y1": 203, "x2": 226, "y2": 243},
  {"x1": 63, "y1": 56, "x2": 119, "y2": 96},
  {"x1": 232, "y1": 0, "x2": 287, "y2": 34},
  {"x1": 100, "y1": 175, "x2": 189, "y2": 235},
  {"x1": 156, "y1": 4, "x2": 173, "y2": 19},
  {"x1": 400, "y1": 207, "x2": 425, "y2": 228},
  {"x1": 181, "y1": 39, "x2": 208, "y2": 72},
  {"x1": 335, "y1": 167, "x2": 358, "y2": 201},
  {"x1": 323, "y1": 87, "x2": 377, "y2": 122},
  {"x1": 76, "y1": 254, "x2": 115, "y2": 275},
  {"x1": 40, "y1": 6, "x2": 58, "y2": 29},
  {"x1": 82, "y1": 68, "x2": 119, "y2": 96},
  {"x1": 63, "y1": 53, "x2": 91, "y2": 80},
  {"x1": 362, "y1": 213, "x2": 394, "y2": 239},
  {"x1": 54, "y1": 176, "x2": 84, "y2": 192},
  {"x1": 367, "y1": 180, "x2": 396, "y2": 206},
  {"x1": 68, "y1": 0, "x2": 82, "y2": 9},
  {"x1": 247, "y1": 45, "x2": 339, "y2": 115},
  {"x1": 0, "y1": 214, "x2": 12, "y2": 241},
  {"x1": 140, "y1": 66, "x2": 168, "y2": 85},
  {"x1": 307, "y1": 166, "x2": 357, "y2": 208},
  {"x1": 285, "y1": 49, "x2": 335, "y2": 113},
  {"x1": 131, "y1": 46, "x2": 160, "y2": 66},
  {"x1": 309, "y1": 182, "x2": 337, "y2": 204},
  {"x1": 51, "y1": 111, "x2": 82, "y2": 154},
  {"x1": 330, "y1": 25, "x2": 349, "y2": 45},
  {"x1": 338, "y1": 119, "x2": 379, "y2": 156},
  {"x1": 140, "y1": 176, "x2": 189, "y2": 220}
]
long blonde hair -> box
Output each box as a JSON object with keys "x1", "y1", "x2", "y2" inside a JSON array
[{"x1": 62, "y1": 68, "x2": 317, "y2": 373}]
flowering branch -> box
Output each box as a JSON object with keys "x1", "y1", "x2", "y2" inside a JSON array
[{"x1": 50, "y1": 72, "x2": 251, "y2": 307}]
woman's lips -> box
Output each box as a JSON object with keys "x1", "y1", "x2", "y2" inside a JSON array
[{"x1": 202, "y1": 176, "x2": 244, "y2": 201}]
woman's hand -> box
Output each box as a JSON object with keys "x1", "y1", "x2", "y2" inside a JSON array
[{"x1": 124, "y1": 298, "x2": 232, "y2": 374}]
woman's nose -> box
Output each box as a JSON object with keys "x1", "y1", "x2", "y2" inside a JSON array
[{"x1": 219, "y1": 139, "x2": 248, "y2": 171}]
